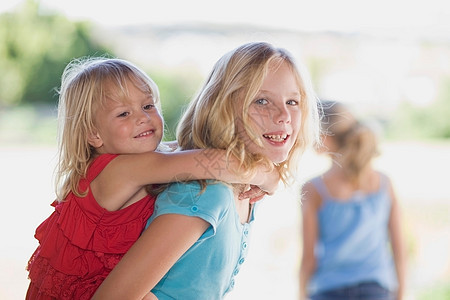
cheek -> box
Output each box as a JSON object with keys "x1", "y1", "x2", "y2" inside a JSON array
[
  {"x1": 157, "y1": 114, "x2": 164, "y2": 129},
  {"x1": 249, "y1": 107, "x2": 270, "y2": 128},
  {"x1": 235, "y1": 123, "x2": 260, "y2": 152},
  {"x1": 111, "y1": 123, "x2": 133, "y2": 141},
  {"x1": 292, "y1": 110, "x2": 302, "y2": 127},
  {"x1": 151, "y1": 111, "x2": 164, "y2": 131}
]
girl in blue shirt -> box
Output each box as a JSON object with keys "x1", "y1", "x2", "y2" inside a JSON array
[
  {"x1": 300, "y1": 101, "x2": 406, "y2": 300},
  {"x1": 93, "y1": 41, "x2": 320, "y2": 299}
]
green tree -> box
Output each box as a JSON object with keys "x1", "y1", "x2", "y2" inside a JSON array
[
  {"x1": 150, "y1": 69, "x2": 203, "y2": 141},
  {"x1": 0, "y1": 0, "x2": 112, "y2": 106}
]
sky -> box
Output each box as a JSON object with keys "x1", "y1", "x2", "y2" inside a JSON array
[{"x1": 1, "y1": 0, "x2": 449, "y2": 40}]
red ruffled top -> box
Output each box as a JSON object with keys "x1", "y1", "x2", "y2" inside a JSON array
[{"x1": 26, "y1": 154, "x2": 156, "y2": 300}]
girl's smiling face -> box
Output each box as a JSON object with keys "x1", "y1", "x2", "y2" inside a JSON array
[
  {"x1": 88, "y1": 80, "x2": 164, "y2": 155},
  {"x1": 237, "y1": 61, "x2": 302, "y2": 164}
]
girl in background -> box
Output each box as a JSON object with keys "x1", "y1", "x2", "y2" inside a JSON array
[
  {"x1": 26, "y1": 57, "x2": 279, "y2": 300},
  {"x1": 93, "y1": 41, "x2": 320, "y2": 299},
  {"x1": 300, "y1": 100, "x2": 405, "y2": 300}
]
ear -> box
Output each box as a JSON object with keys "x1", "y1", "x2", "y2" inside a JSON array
[{"x1": 87, "y1": 131, "x2": 104, "y2": 148}]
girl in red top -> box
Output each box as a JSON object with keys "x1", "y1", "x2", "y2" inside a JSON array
[{"x1": 26, "y1": 57, "x2": 279, "y2": 300}]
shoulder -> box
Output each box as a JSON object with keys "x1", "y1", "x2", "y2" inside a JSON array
[
  {"x1": 301, "y1": 178, "x2": 323, "y2": 211},
  {"x1": 302, "y1": 179, "x2": 319, "y2": 196},
  {"x1": 87, "y1": 154, "x2": 120, "y2": 179},
  {"x1": 91, "y1": 153, "x2": 120, "y2": 168},
  {"x1": 375, "y1": 171, "x2": 394, "y2": 192},
  {"x1": 154, "y1": 181, "x2": 233, "y2": 219},
  {"x1": 376, "y1": 171, "x2": 398, "y2": 204},
  {"x1": 159, "y1": 181, "x2": 232, "y2": 202}
]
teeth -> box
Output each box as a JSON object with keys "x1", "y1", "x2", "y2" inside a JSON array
[
  {"x1": 263, "y1": 134, "x2": 287, "y2": 142},
  {"x1": 138, "y1": 131, "x2": 152, "y2": 137}
]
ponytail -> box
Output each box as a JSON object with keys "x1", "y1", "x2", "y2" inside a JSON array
[{"x1": 340, "y1": 123, "x2": 379, "y2": 184}]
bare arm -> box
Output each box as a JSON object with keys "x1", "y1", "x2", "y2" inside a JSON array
[
  {"x1": 95, "y1": 149, "x2": 279, "y2": 211},
  {"x1": 387, "y1": 178, "x2": 406, "y2": 300},
  {"x1": 92, "y1": 213, "x2": 209, "y2": 300},
  {"x1": 299, "y1": 182, "x2": 321, "y2": 300}
]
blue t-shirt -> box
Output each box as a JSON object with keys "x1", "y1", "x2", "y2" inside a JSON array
[
  {"x1": 146, "y1": 181, "x2": 255, "y2": 300},
  {"x1": 308, "y1": 173, "x2": 397, "y2": 295}
]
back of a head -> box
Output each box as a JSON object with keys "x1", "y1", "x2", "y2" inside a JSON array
[{"x1": 320, "y1": 100, "x2": 379, "y2": 183}]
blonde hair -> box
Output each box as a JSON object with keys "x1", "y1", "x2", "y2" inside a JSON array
[
  {"x1": 177, "y1": 42, "x2": 320, "y2": 184},
  {"x1": 55, "y1": 57, "x2": 160, "y2": 201},
  {"x1": 320, "y1": 100, "x2": 379, "y2": 184}
]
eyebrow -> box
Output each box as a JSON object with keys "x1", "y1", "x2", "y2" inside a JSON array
[{"x1": 258, "y1": 90, "x2": 301, "y2": 97}]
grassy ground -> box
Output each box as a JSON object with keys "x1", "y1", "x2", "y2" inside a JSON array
[{"x1": 1, "y1": 106, "x2": 449, "y2": 299}]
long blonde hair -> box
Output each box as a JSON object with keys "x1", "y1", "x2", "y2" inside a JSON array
[
  {"x1": 55, "y1": 57, "x2": 160, "y2": 201},
  {"x1": 320, "y1": 100, "x2": 379, "y2": 184},
  {"x1": 177, "y1": 42, "x2": 320, "y2": 184}
]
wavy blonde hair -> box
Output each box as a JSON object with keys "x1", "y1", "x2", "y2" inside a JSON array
[
  {"x1": 320, "y1": 100, "x2": 379, "y2": 184},
  {"x1": 55, "y1": 57, "x2": 160, "y2": 201},
  {"x1": 177, "y1": 42, "x2": 320, "y2": 185}
]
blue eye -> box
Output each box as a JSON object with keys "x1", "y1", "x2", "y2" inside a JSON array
[
  {"x1": 255, "y1": 98, "x2": 268, "y2": 105},
  {"x1": 287, "y1": 100, "x2": 299, "y2": 106}
]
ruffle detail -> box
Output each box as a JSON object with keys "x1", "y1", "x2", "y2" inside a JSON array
[
  {"x1": 27, "y1": 253, "x2": 109, "y2": 300},
  {"x1": 26, "y1": 154, "x2": 156, "y2": 299},
  {"x1": 57, "y1": 191, "x2": 154, "y2": 254}
]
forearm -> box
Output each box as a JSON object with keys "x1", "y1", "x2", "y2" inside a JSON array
[
  {"x1": 388, "y1": 185, "x2": 406, "y2": 300},
  {"x1": 134, "y1": 149, "x2": 278, "y2": 192},
  {"x1": 92, "y1": 214, "x2": 208, "y2": 299},
  {"x1": 123, "y1": 149, "x2": 256, "y2": 185},
  {"x1": 393, "y1": 246, "x2": 406, "y2": 300},
  {"x1": 299, "y1": 260, "x2": 315, "y2": 300}
]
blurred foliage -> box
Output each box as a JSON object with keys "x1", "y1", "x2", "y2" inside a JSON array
[
  {"x1": 0, "y1": 104, "x2": 57, "y2": 145},
  {"x1": 387, "y1": 77, "x2": 450, "y2": 140},
  {"x1": 150, "y1": 69, "x2": 203, "y2": 141},
  {"x1": 0, "y1": 0, "x2": 112, "y2": 106},
  {"x1": 418, "y1": 282, "x2": 450, "y2": 300},
  {"x1": 0, "y1": 0, "x2": 204, "y2": 143},
  {"x1": 0, "y1": 69, "x2": 203, "y2": 144}
]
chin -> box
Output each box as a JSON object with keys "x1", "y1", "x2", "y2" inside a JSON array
[{"x1": 267, "y1": 153, "x2": 289, "y2": 164}]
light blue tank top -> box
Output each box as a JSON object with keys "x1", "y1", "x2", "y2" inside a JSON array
[{"x1": 308, "y1": 173, "x2": 398, "y2": 295}]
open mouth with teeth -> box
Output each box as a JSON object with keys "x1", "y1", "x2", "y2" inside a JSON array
[
  {"x1": 136, "y1": 130, "x2": 154, "y2": 138},
  {"x1": 263, "y1": 134, "x2": 289, "y2": 143}
]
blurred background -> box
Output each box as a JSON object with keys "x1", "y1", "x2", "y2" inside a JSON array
[{"x1": 0, "y1": 0, "x2": 449, "y2": 299}]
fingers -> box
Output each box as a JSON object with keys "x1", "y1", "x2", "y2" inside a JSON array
[
  {"x1": 249, "y1": 195, "x2": 265, "y2": 204},
  {"x1": 238, "y1": 185, "x2": 267, "y2": 203}
]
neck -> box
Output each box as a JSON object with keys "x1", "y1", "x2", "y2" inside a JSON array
[
  {"x1": 328, "y1": 161, "x2": 375, "y2": 189},
  {"x1": 233, "y1": 184, "x2": 252, "y2": 224}
]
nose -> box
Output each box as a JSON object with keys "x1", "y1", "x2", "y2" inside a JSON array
[
  {"x1": 273, "y1": 104, "x2": 291, "y2": 124},
  {"x1": 137, "y1": 108, "x2": 151, "y2": 124}
]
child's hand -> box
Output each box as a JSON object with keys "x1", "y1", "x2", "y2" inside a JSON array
[
  {"x1": 160, "y1": 140, "x2": 179, "y2": 152},
  {"x1": 239, "y1": 185, "x2": 267, "y2": 204},
  {"x1": 257, "y1": 166, "x2": 280, "y2": 195},
  {"x1": 243, "y1": 167, "x2": 280, "y2": 202}
]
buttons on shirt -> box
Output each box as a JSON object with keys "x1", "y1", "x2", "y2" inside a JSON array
[
  {"x1": 242, "y1": 242, "x2": 247, "y2": 250},
  {"x1": 230, "y1": 279, "x2": 235, "y2": 288},
  {"x1": 190, "y1": 205, "x2": 199, "y2": 212},
  {"x1": 228, "y1": 225, "x2": 251, "y2": 292}
]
